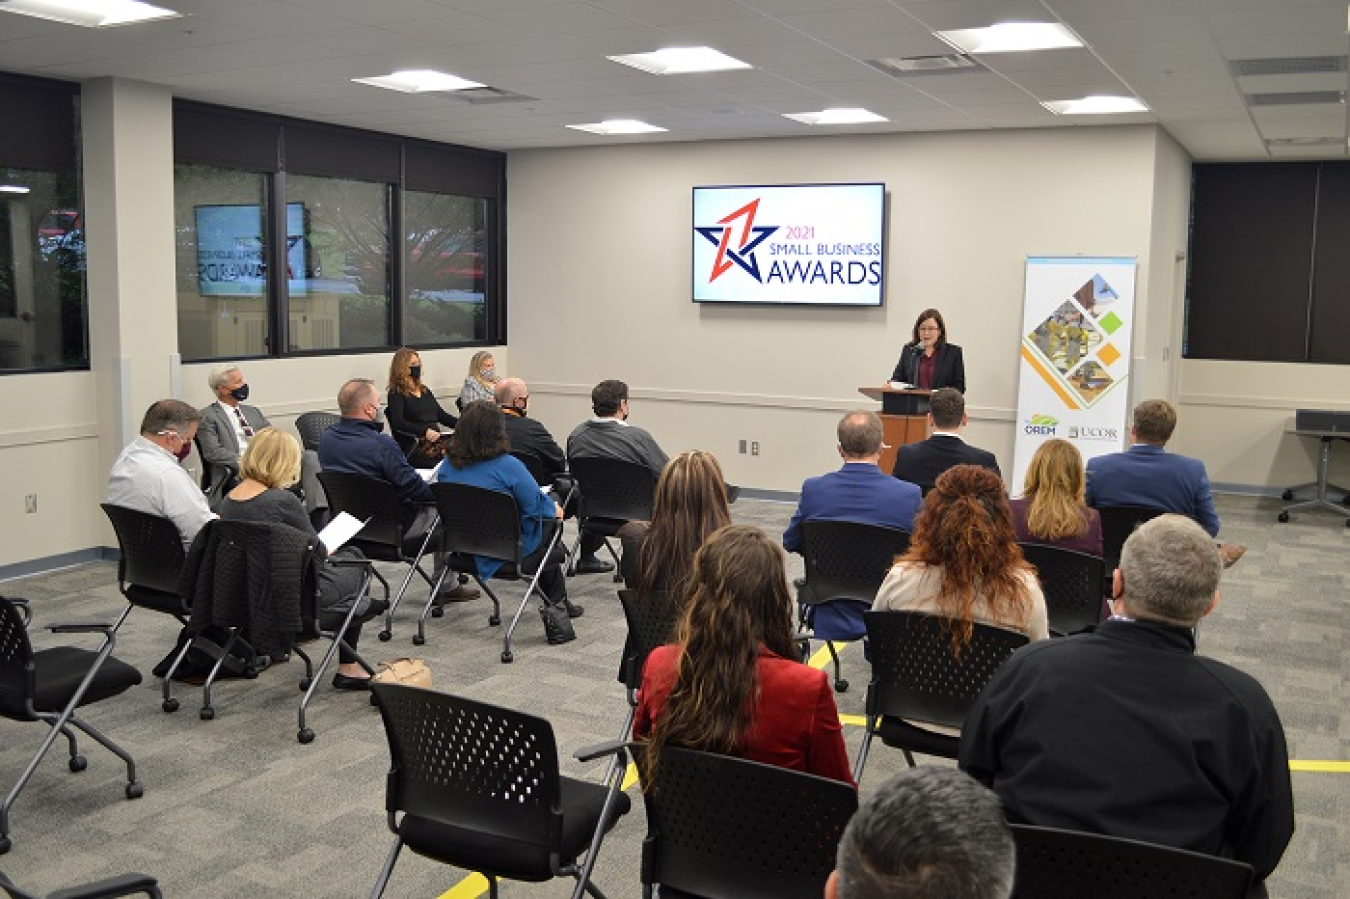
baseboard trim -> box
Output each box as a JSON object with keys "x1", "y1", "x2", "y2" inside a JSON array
[{"x1": 0, "y1": 547, "x2": 118, "y2": 584}]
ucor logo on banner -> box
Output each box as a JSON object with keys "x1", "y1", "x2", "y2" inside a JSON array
[{"x1": 1011, "y1": 257, "x2": 1137, "y2": 492}]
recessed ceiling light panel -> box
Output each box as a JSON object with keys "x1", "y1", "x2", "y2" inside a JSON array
[
  {"x1": 783, "y1": 108, "x2": 888, "y2": 126},
  {"x1": 0, "y1": 184, "x2": 32, "y2": 194},
  {"x1": 565, "y1": 119, "x2": 668, "y2": 135},
  {"x1": 352, "y1": 69, "x2": 485, "y2": 93},
  {"x1": 606, "y1": 47, "x2": 751, "y2": 75},
  {"x1": 1041, "y1": 95, "x2": 1149, "y2": 115},
  {"x1": 0, "y1": 0, "x2": 182, "y2": 28},
  {"x1": 936, "y1": 22, "x2": 1082, "y2": 55}
]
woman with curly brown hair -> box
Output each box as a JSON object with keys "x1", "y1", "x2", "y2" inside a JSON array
[
  {"x1": 874, "y1": 464, "x2": 1049, "y2": 646},
  {"x1": 633, "y1": 524, "x2": 854, "y2": 785},
  {"x1": 386, "y1": 347, "x2": 458, "y2": 468}
]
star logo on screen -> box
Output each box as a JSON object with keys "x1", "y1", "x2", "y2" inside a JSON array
[{"x1": 695, "y1": 199, "x2": 779, "y2": 283}]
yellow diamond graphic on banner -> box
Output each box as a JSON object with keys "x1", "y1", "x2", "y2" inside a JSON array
[{"x1": 1097, "y1": 342, "x2": 1121, "y2": 367}]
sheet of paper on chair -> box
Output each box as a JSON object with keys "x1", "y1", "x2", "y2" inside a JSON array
[
  {"x1": 418, "y1": 460, "x2": 443, "y2": 482},
  {"x1": 318, "y1": 511, "x2": 366, "y2": 553}
]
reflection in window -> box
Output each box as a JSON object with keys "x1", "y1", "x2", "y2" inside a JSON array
[
  {"x1": 404, "y1": 191, "x2": 487, "y2": 344},
  {"x1": 286, "y1": 174, "x2": 390, "y2": 351},
  {"x1": 0, "y1": 168, "x2": 87, "y2": 370},
  {"x1": 174, "y1": 164, "x2": 270, "y2": 360}
]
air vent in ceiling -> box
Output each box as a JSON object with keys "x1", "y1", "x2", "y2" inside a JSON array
[
  {"x1": 1265, "y1": 136, "x2": 1344, "y2": 148},
  {"x1": 867, "y1": 55, "x2": 984, "y2": 77},
  {"x1": 1246, "y1": 91, "x2": 1344, "y2": 107},
  {"x1": 1230, "y1": 56, "x2": 1346, "y2": 77},
  {"x1": 437, "y1": 87, "x2": 536, "y2": 105}
]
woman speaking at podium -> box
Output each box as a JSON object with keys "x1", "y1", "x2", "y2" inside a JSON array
[{"x1": 890, "y1": 307, "x2": 965, "y2": 393}]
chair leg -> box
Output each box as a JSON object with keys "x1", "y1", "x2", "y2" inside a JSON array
[
  {"x1": 853, "y1": 719, "x2": 875, "y2": 784},
  {"x1": 414, "y1": 565, "x2": 454, "y2": 647},
  {"x1": 502, "y1": 525, "x2": 565, "y2": 663},
  {"x1": 160, "y1": 631, "x2": 198, "y2": 713},
  {"x1": 827, "y1": 642, "x2": 848, "y2": 693},
  {"x1": 200, "y1": 629, "x2": 244, "y2": 721},
  {"x1": 61, "y1": 715, "x2": 139, "y2": 792},
  {"x1": 369, "y1": 836, "x2": 404, "y2": 899},
  {"x1": 902, "y1": 749, "x2": 917, "y2": 768},
  {"x1": 602, "y1": 537, "x2": 623, "y2": 582},
  {"x1": 298, "y1": 592, "x2": 373, "y2": 745},
  {"x1": 568, "y1": 747, "x2": 629, "y2": 899}
]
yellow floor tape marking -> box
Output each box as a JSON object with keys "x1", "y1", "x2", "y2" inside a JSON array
[
  {"x1": 1289, "y1": 760, "x2": 1350, "y2": 773},
  {"x1": 439, "y1": 872, "x2": 494, "y2": 899}
]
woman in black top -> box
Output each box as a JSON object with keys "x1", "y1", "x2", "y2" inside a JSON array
[
  {"x1": 387, "y1": 346, "x2": 458, "y2": 468},
  {"x1": 890, "y1": 307, "x2": 966, "y2": 393}
]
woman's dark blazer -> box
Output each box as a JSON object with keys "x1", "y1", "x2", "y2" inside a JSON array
[{"x1": 890, "y1": 341, "x2": 966, "y2": 393}]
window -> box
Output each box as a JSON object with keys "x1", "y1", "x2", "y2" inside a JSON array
[{"x1": 403, "y1": 190, "x2": 487, "y2": 344}]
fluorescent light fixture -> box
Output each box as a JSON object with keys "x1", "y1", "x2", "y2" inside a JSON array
[
  {"x1": 565, "y1": 119, "x2": 668, "y2": 135},
  {"x1": 351, "y1": 69, "x2": 485, "y2": 93},
  {"x1": 783, "y1": 108, "x2": 889, "y2": 126},
  {"x1": 936, "y1": 22, "x2": 1082, "y2": 54},
  {"x1": 606, "y1": 47, "x2": 751, "y2": 75},
  {"x1": 0, "y1": 0, "x2": 181, "y2": 28},
  {"x1": 0, "y1": 184, "x2": 31, "y2": 194},
  {"x1": 1041, "y1": 95, "x2": 1149, "y2": 115}
]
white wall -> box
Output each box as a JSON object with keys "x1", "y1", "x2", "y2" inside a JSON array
[{"x1": 508, "y1": 125, "x2": 1185, "y2": 494}]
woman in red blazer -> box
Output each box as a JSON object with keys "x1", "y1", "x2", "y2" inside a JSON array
[{"x1": 633, "y1": 525, "x2": 855, "y2": 787}]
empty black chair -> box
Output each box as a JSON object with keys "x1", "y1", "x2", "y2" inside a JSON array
[
  {"x1": 797, "y1": 521, "x2": 910, "y2": 693},
  {"x1": 0, "y1": 868, "x2": 161, "y2": 898},
  {"x1": 631, "y1": 744, "x2": 858, "y2": 899},
  {"x1": 294, "y1": 411, "x2": 340, "y2": 453},
  {"x1": 615, "y1": 588, "x2": 679, "y2": 739},
  {"x1": 1097, "y1": 504, "x2": 1167, "y2": 575},
  {"x1": 429, "y1": 482, "x2": 566, "y2": 663},
  {"x1": 854, "y1": 610, "x2": 1027, "y2": 781},
  {"x1": 566, "y1": 457, "x2": 656, "y2": 582},
  {"x1": 317, "y1": 471, "x2": 440, "y2": 642},
  {"x1": 0, "y1": 597, "x2": 144, "y2": 855},
  {"x1": 1009, "y1": 824, "x2": 1254, "y2": 899},
  {"x1": 369, "y1": 683, "x2": 630, "y2": 899},
  {"x1": 1018, "y1": 543, "x2": 1106, "y2": 636},
  {"x1": 191, "y1": 434, "x2": 239, "y2": 507}
]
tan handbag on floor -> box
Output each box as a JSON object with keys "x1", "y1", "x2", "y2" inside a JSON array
[{"x1": 371, "y1": 657, "x2": 432, "y2": 689}]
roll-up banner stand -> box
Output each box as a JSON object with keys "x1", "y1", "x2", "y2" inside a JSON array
[{"x1": 1011, "y1": 256, "x2": 1138, "y2": 492}]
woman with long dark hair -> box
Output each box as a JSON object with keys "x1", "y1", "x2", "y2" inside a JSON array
[
  {"x1": 386, "y1": 346, "x2": 458, "y2": 467},
  {"x1": 633, "y1": 525, "x2": 854, "y2": 785},
  {"x1": 875, "y1": 464, "x2": 1048, "y2": 648}
]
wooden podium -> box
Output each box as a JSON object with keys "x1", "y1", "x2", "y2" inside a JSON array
[{"x1": 858, "y1": 386, "x2": 932, "y2": 475}]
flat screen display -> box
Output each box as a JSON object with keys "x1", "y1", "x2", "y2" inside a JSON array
[
  {"x1": 692, "y1": 182, "x2": 885, "y2": 306},
  {"x1": 194, "y1": 202, "x2": 311, "y2": 297}
]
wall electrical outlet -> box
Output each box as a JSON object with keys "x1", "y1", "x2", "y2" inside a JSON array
[
  {"x1": 751, "y1": 441, "x2": 760, "y2": 456},
  {"x1": 24, "y1": 494, "x2": 37, "y2": 514}
]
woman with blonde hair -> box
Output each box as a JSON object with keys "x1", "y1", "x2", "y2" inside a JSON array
[
  {"x1": 219, "y1": 428, "x2": 386, "y2": 689},
  {"x1": 457, "y1": 350, "x2": 499, "y2": 408},
  {"x1": 1008, "y1": 438, "x2": 1102, "y2": 556},
  {"x1": 633, "y1": 525, "x2": 854, "y2": 785},
  {"x1": 874, "y1": 464, "x2": 1049, "y2": 647},
  {"x1": 386, "y1": 346, "x2": 458, "y2": 468}
]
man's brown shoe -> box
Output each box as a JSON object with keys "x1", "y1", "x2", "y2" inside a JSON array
[
  {"x1": 435, "y1": 581, "x2": 481, "y2": 603},
  {"x1": 1218, "y1": 543, "x2": 1247, "y2": 569}
]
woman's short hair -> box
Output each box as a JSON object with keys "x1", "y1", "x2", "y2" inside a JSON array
[
  {"x1": 238, "y1": 427, "x2": 302, "y2": 489},
  {"x1": 388, "y1": 347, "x2": 420, "y2": 396},
  {"x1": 911, "y1": 307, "x2": 948, "y2": 346},
  {"x1": 447, "y1": 400, "x2": 509, "y2": 468}
]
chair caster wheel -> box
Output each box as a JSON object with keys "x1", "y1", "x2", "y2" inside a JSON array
[
  {"x1": 1282, "y1": 489, "x2": 1294, "y2": 501},
  {"x1": 298, "y1": 728, "x2": 315, "y2": 745},
  {"x1": 298, "y1": 678, "x2": 311, "y2": 691},
  {"x1": 1278, "y1": 511, "x2": 1290, "y2": 523},
  {"x1": 431, "y1": 606, "x2": 444, "y2": 618},
  {"x1": 0, "y1": 836, "x2": 10, "y2": 855},
  {"x1": 162, "y1": 697, "x2": 179, "y2": 713},
  {"x1": 834, "y1": 680, "x2": 849, "y2": 694},
  {"x1": 489, "y1": 615, "x2": 501, "y2": 626},
  {"x1": 412, "y1": 634, "x2": 425, "y2": 646},
  {"x1": 125, "y1": 782, "x2": 144, "y2": 800},
  {"x1": 501, "y1": 651, "x2": 513, "y2": 664},
  {"x1": 612, "y1": 572, "x2": 623, "y2": 583},
  {"x1": 69, "y1": 755, "x2": 87, "y2": 773},
  {"x1": 200, "y1": 707, "x2": 215, "y2": 721},
  {"x1": 378, "y1": 630, "x2": 392, "y2": 642}
]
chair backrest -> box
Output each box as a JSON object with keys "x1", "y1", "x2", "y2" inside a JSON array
[
  {"x1": 799, "y1": 520, "x2": 910, "y2": 607},
  {"x1": 0, "y1": 597, "x2": 35, "y2": 717},
  {"x1": 315, "y1": 471, "x2": 407, "y2": 557},
  {"x1": 1010, "y1": 824, "x2": 1254, "y2": 899},
  {"x1": 632, "y1": 744, "x2": 858, "y2": 899},
  {"x1": 101, "y1": 503, "x2": 187, "y2": 596},
  {"x1": 1097, "y1": 504, "x2": 1167, "y2": 571},
  {"x1": 510, "y1": 450, "x2": 552, "y2": 488},
  {"x1": 371, "y1": 683, "x2": 562, "y2": 850},
  {"x1": 568, "y1": 456, "x2": 656, "y2": 523},
  {"x1": 617, "y1": 588, "x2": 679, "y2": 691},
  {"x1": 294, "y1": 411, "x2": 340, "y2": 453},
  {"x1": 862, "y1": 610, "x2": 1028, "y2": 729},
  {"x1": 431, "y1": 481, "x2": 522, "y2": 566},
  {"x1": 1018, "y1": 543, "x2": 1105, "y2": 635}
]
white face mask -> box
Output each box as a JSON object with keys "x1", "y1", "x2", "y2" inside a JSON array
[{"x1": 480, "y1": 367, "x2": 497, "y2": 381}]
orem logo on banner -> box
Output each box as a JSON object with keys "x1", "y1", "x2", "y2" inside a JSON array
[{"x1": 1010, "y1": 256, "x2": 1138, "y2": 491}]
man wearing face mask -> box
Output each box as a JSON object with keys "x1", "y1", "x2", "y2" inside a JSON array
[
  {"x1": 197, "y1": 364, "x2": 271, "y2": 509},
  {"x1": 107, "y1": 399, "x2": 216, "y2": 549}
]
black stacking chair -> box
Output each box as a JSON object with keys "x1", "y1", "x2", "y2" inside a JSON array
[
  {"x1": 797, "y1": 521, "x2": 910, "y2": 693},
  {"x1": 854, "y1": 610, "x2": 1027, "y2": 781},
  {"x1": 191, "y1": 434, "x2": 239, "y2": 504},
  {"x1": 566, "y1": 457, "x2": 656, "y2": 582},
  {"x1": 0, "y1": 597, "x2": 144, "y2": 855},
  {"x1": 430, "y1": 482, "x2": 567, "y2": 663},
  {"x1": 1010, "y1": 824, "x2": 1254, "y2": 899},
  {"x1": 294, "y1": 411, "x2": 340, "y2": 453},
  {"x1": 631, "y1": 744, "x2": 857, "y2": 899},
  {"x1": 615, "y1": 588, "x2": 678, "y2": 735},
  {"x1": 1097, "y1": 504, "x2": 1167, "y2": 576},
  {"x1": 317, "y1": 471, "x2": 439, "y2": 642},
  {"x1": 0, "y1": 868, "x2": 161, "y2": 898},
  {"x1": 1018, "y1": 543, "x2": 1106, "y2": 636},
  {"x1": 369, "y1": 683, "x2": 631, "y2": 899}
]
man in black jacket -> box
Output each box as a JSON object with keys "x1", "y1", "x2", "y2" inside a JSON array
[{"x1": 891, "y1": 388, "x2": 1000, "y2": 493}]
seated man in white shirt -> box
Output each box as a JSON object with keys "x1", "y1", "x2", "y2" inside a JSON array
[{"x1": 107, "y1": 399, "x2": 216, "y2": 549}]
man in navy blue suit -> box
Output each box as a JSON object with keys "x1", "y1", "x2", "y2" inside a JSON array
[
  {"x1": 784, "y1": 411, "x2": 922, "y2": 553},
  {"x1": 890, "y1": 388, "x2": 1001, "y2": 494},
  {"x1": 1086, "y1": 399, "x2": 1244, "y2": 566}
]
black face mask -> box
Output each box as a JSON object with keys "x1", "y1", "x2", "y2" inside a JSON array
[
  {"x1": 409, "y1": 365, "x2": 422, "y2": 380},
  {"x1": 230, "y1": 384, "x2": 250, "y2": 402},
  {"x1": 174, "y1": 441, "x2": 192, "y2": 462}
]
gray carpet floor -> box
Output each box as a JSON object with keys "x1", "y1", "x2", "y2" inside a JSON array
[{"x1": 0, "y1": 494, "x2": 1345, "y2": 898}]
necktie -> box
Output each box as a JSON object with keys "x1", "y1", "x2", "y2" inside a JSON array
[{"x1": 234, "y1": 408, "x2": 255, "y2": 439}]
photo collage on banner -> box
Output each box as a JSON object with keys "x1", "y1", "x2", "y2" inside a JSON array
[{"x1": 1011, "y1": 257, "x2": 1138, "y2": 491}]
